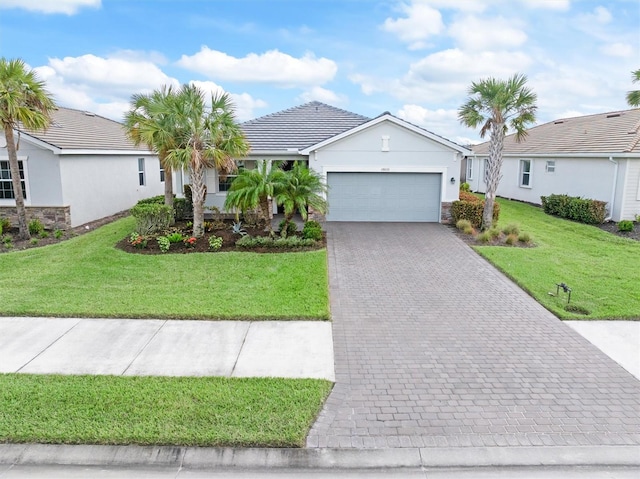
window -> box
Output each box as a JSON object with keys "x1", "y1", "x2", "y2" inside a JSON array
[
  {"x1": 466, "y1": 158, "x2": 473, "y2": 180},
  {"x1": 218, "y1": 161, "x2": 244, "y2": 192},
  {"x1": 0, "y1": 160, "x2": 26, "y2": 199},
  {"x1": 519, "y1": 159, "x2": 532, "y2": 187},
  {"x1": 138, "y1": 158, "x2": 145, "y2": 186},
  {"x1": 545, "y1": 160, "x2": 556, "y2": 173},
  {"x1": 160, "y1": 165, "x2": 165, "y2": 182}
]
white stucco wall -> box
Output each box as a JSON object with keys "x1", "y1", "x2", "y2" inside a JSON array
[
  {"x1": 621, "y1": 159, "x2": 640, "y2": 220},
  {"x1": 308, "y1": 120, "x2": 463, "y2": 204},
  {"x1": 59, "y1": 153, "x2": 163, "y2": 226},
  {"x1": 467, "y1": 155, "x2": 638, "y2": 221}
]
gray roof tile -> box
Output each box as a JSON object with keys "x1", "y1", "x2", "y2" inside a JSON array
[
  {"x1": 472, "y1": 108, "x2": 640, "y2": 155},
  {"x1": 18, "y1": 107, "x2": 146, "y2": 152},
  {"x1": 241, "y1": 101, "x2": 370, "y2": 151}
]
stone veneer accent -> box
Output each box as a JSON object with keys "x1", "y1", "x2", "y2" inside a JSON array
[
  {"x1": 440, "y1": 202, "x2": 453, "y2": 223},
  {"x1": 0, "y1": 206, "x2": 71, "y2": 230}
]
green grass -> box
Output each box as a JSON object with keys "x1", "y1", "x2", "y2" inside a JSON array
[
  {"x1": 0, "y1": 374, "x2": 332, "y2": 447},
  {"x1": 474, "y1": 198, "x2": 640, "y2": 320},
  {"x1": 0, "y1": 217, "x2": 329, "y2": 320}
]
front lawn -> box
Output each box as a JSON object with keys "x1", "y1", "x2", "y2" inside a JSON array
[
  {"x1": 474, "y1": 198, "x2": 640, "y2": 320},
  {"x1": 0, "y1": 374, "x2": 332, "y2": 447},
  {"x1": 0, "y1": 217, "x2": 329, "y2": 320}
]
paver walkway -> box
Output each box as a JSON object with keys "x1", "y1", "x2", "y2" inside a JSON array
[{"x1": 307, "y1": 223, "x2": 640, "y2": 448}]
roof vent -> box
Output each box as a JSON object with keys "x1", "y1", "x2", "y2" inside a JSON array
[
  {"x1": 84, "y1": 111, "x2": 96, "y2": 117},
  {"x1": 554, "y1": 120, "x2": 564, "y2": 124},
  {"x1": 606, "y1": 113, "x2": 621, "y2": 118}
]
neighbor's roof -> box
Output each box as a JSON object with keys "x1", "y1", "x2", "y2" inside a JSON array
[
  {"x1": 17, "y1": 107, "x2": 148, "y2": 152},
  {"x1": 472, "y1": 108, "x2": 640, "y2": 156},
  {"x1": 241, "y1": 101, "x2": 370, "y2": 151}
]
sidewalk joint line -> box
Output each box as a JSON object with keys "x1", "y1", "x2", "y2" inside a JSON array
[
  {"x1": 230, "y1": 322, "x2": 252, "y2": 377},
  {"x1": 15, "y1": 317, "x2": 82, "y2": 373},
  {"x1": 121, "y1": 319, "x2": 167, "y2": 375}
]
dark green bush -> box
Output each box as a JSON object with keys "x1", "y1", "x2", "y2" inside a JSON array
[
  {"x1": 236, "y1": 235, "x2": 316, "y2": 249},
  {"x1": 541, "y1": 194, "x2": 606, "y2": 224},
  {"x1": 136, "y1": 195, "x2": 164, "y2": 206},
  {"x1": 173, "y1": 198, "x2": 190, "y2": 221},
  {"x1": 0, "y1": 217, "x2": 10, "y2": 232},
  {"x1": 278, "y1": 219, "x2": 298, "y2": 236},
  {"x1": 130, "y1": 203, "x2": 174, "y2": 235},
  {"x1": 28, "y1": 218, "x2": 44, "y2": 236},
  {"x1": 302, "y1": 221, "x2": 323, "y2": 241},
  {"x1": 617, "y1": 220, "x2": 634, "y2": 232},
  {"x1": 451, "y1": 200, "x2": 500, "y2": 228}
]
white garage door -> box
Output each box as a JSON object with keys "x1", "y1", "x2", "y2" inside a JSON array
[{"x1": 326, "y1": 172, "x2": 441, "y2": 222}]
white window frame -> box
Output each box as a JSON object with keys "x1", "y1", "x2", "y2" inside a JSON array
[
  {"x1": 138, "y1": 158, "x2": 146, "y2": 186},
  {"x1": 545, "y1": 160, "x2": 556, "y2": 173},
  {"x1": 466, "y1": 158, "x2": 473, "y2": 180},
  {"x1": 159, "y1": 164, "x2": 165, "y2": 182},
  {"x1": 218, "y1": 160, "x2": 245, "y2": 193},
  {"x1": 519, "y1": 159, "x2": 532, "y2": 188},
  {"x1": 0, "y1": 158, "x2": 28, "y2": 202}
]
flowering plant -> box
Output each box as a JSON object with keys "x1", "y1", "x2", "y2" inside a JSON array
[
  {"x1": 129, "y1": 232, "x2": 147, "y2": 249},
  {"x1": 184, "y1": 236, "x2": 197, "y2": 247}
]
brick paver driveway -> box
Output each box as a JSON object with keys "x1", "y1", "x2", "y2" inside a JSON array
[{"x1": 307, "y1": 223, "x2": 640, "y2": 448}]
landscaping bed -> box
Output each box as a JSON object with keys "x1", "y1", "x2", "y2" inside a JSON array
[{"x1": 597, "y1": 220, "x2": 640, "y2": 242}]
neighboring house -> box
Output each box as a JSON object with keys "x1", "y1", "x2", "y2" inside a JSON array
[
  {"x1": 177, "y1": 101, "x2": 470, "y2": 222},
  {"x1": 0, "y1": 107, "x2": 163, "y2": 228},
  {"x1": 468, "y1": 108, "x2": 640, "y2": 221}
]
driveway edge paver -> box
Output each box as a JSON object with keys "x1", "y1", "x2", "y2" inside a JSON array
[{"x1": 1, "y1": 444, "x2": 639, "y2": 469}]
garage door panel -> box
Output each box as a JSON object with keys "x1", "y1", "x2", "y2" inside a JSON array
[{"x1": 327, "y1": 172, "x2": 441, "y2": 222}]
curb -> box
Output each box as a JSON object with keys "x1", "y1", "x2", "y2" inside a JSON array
[{"x1": 1, "y1": 444, "x2": 639, "y2": 469}]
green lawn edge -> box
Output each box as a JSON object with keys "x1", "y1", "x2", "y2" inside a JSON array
[
  {"x1": 0, "y1": 217, "x2": 330, "y2": 320},
  {"x1": 470, "y1": 198, "x2": 640, "y2": 320},
  {"x1": 0, "y1": 374, "x2": 333, "y2": 447}
]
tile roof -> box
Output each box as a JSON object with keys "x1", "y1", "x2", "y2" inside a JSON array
[
  {"x1": 18, "y1": 107, "x2": 147, "y2": 152},
  {"x1": 241, "y1": 101, "x2": 370, "y2": 151},
  {"x1": 472, "y1": 108, "x2": 640, "y2": 155}
]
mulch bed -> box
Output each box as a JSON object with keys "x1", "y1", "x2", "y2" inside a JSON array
[
  {"x1": 596, "y1": 221, "x2": 640, "y2": 241},
  {"x1": 116, "y1": 220, "x2": 326, "y2": 254}
]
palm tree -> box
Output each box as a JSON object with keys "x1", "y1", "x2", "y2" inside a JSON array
[
  {"x1": 458, "y1": 73, "x2": 537, "y2": 230},
  {"x1": 275, "y1": 161, "x2": 327, "y2": 235},
  {"x1": 626, "y1": 69, "x2": 640, "y2": 107},
  {"x1": 224, "y1": 159, "x2": 286, "y2": 233},
  {"x1": 164, "y1": 85, "x2": 250, "y2": 237},
  {"x1": 0, "y1": 58, "x2": 56, "y2": 239},
  {"x1": 124, "y1": 86, "x2": 178, "y2": 208}
]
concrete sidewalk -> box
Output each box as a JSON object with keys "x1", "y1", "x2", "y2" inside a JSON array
[{"x1": 0, "y1": 317, "x2": 334, "y2": 380}]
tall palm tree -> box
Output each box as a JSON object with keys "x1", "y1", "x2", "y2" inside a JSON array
[
  {"x1": 458, "y1": 73, "x2": 537, "y2": 230},
  {"x1": 275, "y1": 161, "x2": 327, "y2": 235},
  {"x1": 626, "y1": 69, "x2": 640, "y2": 107},
  {"x1": 224, "y1": 159, "x2": 286, "y2": 233},
  {"x1": 164, "y1": 85, "x2": 250, "y2": 237},
  {"x1": 124, "y1": 86, "x2": 178, "y2": 208},
  {"x1": 0, "y1": 58, "x2": 56, "y2": 239}
]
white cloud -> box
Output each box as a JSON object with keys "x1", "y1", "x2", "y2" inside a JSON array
[
  {"x1": 518, "y1": 0, "x2": 570, "y2": 10},
  {"x1": 381, "y1": 1, "x2": 444, "y2": 50},
  {"x1": 581, "y1": 6, "x2": 612, "y2": 24},
  {"x1": 599, "y1": 42, "x2": 634, "y2": 58},
  {"x1": 177, "y1": 47, "x2": 337, "y2": 87},
  {"x1": 0, "y1": 0, "x2": 100, "y2": 14},
  {"x1": 189, "y1": 80, "x2": 267, "y2": 121},
  {"x1": 397, "y1": 104, "x2": 478, "y2": 145},
  {"x1": 297, "y1": 86, "x2": 346, "y2": 105},
  {"x1": 449, "y1": 16, "x2": 527, "y2": 51}
]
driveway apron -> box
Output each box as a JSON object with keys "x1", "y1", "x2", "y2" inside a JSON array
[{"x1": 307, "y1": 223, "x2": 640, "y2": 449}]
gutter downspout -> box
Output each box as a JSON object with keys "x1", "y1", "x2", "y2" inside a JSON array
[{"x1": 606, "y1": 156, "x2": 618, "y2": 221}]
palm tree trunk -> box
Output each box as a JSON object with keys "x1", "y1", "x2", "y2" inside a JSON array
[
  {"x1": 163, "y1": 165, "x2": 174, "y2": 208},
  {"x1": 4, "y1": 126, "x2": 29, "y2": 239},
  {"x1": 260, "y1": 196, "x2": 272, "y2": 233},
  {"x1": 190, "y1": 162, "x2": 206, "y2": 238},
  {"x1": 482, "y1": 122, "x2": 505, "y2": 230}
]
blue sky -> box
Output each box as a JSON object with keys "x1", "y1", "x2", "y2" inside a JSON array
[{"x1": 0, "y1": 0, "x2": 638, "y2": 144}]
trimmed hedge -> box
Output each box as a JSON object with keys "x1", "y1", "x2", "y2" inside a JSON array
[
  {"x1": 451, "y1": 200, "x2": 500, "y2": 228},
  {"x1": 540, "y1": 194, "x2": 606, "y2": 224},
  {"x1": 130, "y1": 203, "x2": 174, "y2": 235}
]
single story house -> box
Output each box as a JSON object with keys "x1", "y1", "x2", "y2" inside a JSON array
[
  {"x1": 0, "y1": 107, "x2": 164, "y2": 228},
  {"x1": 468, "y1": 108, "x2": 640, "y2": 221},
  {"x1": 176, "y1": 101, "x2": 470, "y2": 222}
]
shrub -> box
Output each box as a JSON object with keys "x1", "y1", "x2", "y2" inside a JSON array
[
  {"x1": 136, "y1": 195, "x2": 164, "y2": 206},
  {"x1": 28, "y1": 218, "x2": 44, "y2": 236},
  {"x1": 183, "y1": 236, "x2": 197, "y2": 248},
  {"x1": 235, "y1": 235, "x2": 316, "y2": 249},
  {"x1": 208, "y1": 235, "x2": 223, "y2": 251},
  {"x1": 518, "y1": 232, "x2": 532, "y2": 243},
  {"x1": 460, "y1": 182, "x2": 470, "y2": 192},
  {"x1": 458, "y1": 191, "x2": 481, "y2": 203},
  {"x1": 129, "y1": 232, "x2": 148, "y2": 249},
  {"x1": 456, "y1": 219, "x2": 472, "y2": 230},
  {"x1": 0, "y1": 217, "x2": 10, "y2": 232},
  {"x1": 502, "y1": 223, "x2": 520, "y2": 236},
  {"x1": 279, "y1": 219, "x2": 298, "y2": 236},
  {"x1": 617, "y1": 220, "x2": 634, "y2": 232},
  {"x1": 477, "y1": 231, "x2": 491, "y2": 243},
  {"x1": 451, "y1": 200, "x2": 500, "y2": 228},
  {"x1": 462, "y1": 225, "x2": 475, "y2": 235},
  {"x1": 302, "y1": 221, "x2": 323, "y2": 241},
  {"x1": 541, "y1": 194, "x2": 606, "y2": 224},
  {"x1": 29, "y1": 238, "x2": 39, "y2": 245},
  {"x1": 39, "y1": 231, "x2": 49, "y2": 239},
  {"x1": 54, "y1": 229, "x2": 64, "y2": 240},
  {"x1": 166, "y1": 232, "x2": 183, "y2": 243},
  {"x1": 173, "y1": 198, "x2": 190, "y2": 221},
  {"x1": 157, "y1": 236, "x2": 170, "y2": 253},
  {"x1": 488, "y1": 227, "x2": 501, "y2": 240},
  {"x1": 2, "y1": 235, "x2": 13, "y2": 249},
  {"x1": 505, "y1": 233, "x2": 518, "y2": 245},
  {"x1": 130, "y1": 203, "x2": 174, "y2": 235}
]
